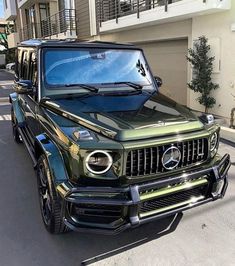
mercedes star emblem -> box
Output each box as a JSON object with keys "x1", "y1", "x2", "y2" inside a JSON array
[{"x1": 162, "y1": 146, "x2": 181, "y2": 170}]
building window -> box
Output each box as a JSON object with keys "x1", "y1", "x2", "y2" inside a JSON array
[
  {"x1": 39, "y1": 3, "x2": 50, "y2": 37},
  {"x1": 39, "y1": 3, "x2": 50, "y2": 21}
]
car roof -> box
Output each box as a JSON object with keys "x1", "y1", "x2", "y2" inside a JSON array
[{"x1": 18, "y1": 39, "x2": 140, "y2": 50}]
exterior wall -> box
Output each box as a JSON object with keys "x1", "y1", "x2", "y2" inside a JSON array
[
  {"x1": 7, "y1": 32, "x2": 20, "y2": 48},
  {"x1": 35, "y1": 3, "x2": 41, "y2": 32},
  {"x1": 89, "y1": 0, "x2": 97, "y2": 36},
  {"x1": 15, "y1": 4, "x2": 21, "y2": 33},
  {"x1": 75, "y1": 0, "x2": 91, "y2": 40},
  {"x1": 4, "y1": 0, "x2": 17, "y2": 20},
  {"x1": 50, "y1": 1, "x2": 59, "y2": 16},
  {"x1": 99, "y1": 19, "x2": 192, "y2": 44},
  {"x1": 190, "y1": 1, "x2": 235, "y2": 121}
]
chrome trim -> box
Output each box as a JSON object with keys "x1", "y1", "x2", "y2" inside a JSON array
[
  {"x1": 139, "y1": 195, "x2": 205, "y2": 218},
  {"x1": 161, "y1": 146, "x2": 181, "y2": 170},
  {"x1": 140, "y1": 177, "x2": 208, "y2": 201},
  {"x1": 210, "y1": 132, "x2": 218, "y2": 151},
  {"x1": 85, "y1": 150, "x2": 113, "y2": 175}
]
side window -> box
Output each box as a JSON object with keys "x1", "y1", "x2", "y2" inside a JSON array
[
  {"x1": 20, "y1": 50, "x2": 28, "y2": 80},
  {"x1": 28, "y1": 52, "x2": 37, "y2": 85}
]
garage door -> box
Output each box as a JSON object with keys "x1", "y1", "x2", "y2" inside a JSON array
[{"x1": 139, "y1": 39, "x2": 188, "y2": 105}]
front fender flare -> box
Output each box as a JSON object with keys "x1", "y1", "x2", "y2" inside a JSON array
[
  {"x1": 9, "y1": 92, "x2": 25, "y2": 125},
  {"x1": 35, "y1": 134, "x2": 69, "y2": 184}
]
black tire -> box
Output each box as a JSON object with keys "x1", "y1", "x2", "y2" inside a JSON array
[
  {"x1": 37, "y1": 154, "x2": 68, "y2": 234},
  {"x1": 11, "y1": 107, "x2": 22, "y2": 144}
]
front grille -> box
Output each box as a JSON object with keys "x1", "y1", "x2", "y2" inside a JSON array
[
  {"x1": 139, "y1": 185, "x2": 208, "y2": 217},
  {"x1": 126, "y1": 138, "x2": 208, "y2": 177}
]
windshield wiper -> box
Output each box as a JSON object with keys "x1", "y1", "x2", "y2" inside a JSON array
[
  {"x1": 64, "y1": 83, "x2": 99, "y2": 93},
  {"x1": 113, "y1": 82, "x2": 143, "y2": 90}
]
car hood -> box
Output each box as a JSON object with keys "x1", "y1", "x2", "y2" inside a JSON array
[{"x1": 42, "y1": 92, "x2": 204, "y2": 141}]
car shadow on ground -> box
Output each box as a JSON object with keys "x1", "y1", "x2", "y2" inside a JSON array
[{"x1": 50, "y1": 207, "x2": 183, "y2": 265}]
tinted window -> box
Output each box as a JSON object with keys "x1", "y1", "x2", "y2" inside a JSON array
[
  {"x1": 29, "y1": 52, "x2": 37, "y2": 85},
  {"x1": 43, "y1": 48, "x2": 153, "y2": 87},
  {"x1": 20, "y1": 50, "x2": 28, "y2": 80}
]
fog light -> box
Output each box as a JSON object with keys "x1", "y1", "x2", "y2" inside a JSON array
[{"x1": 212, "y1": 180, "x2": 224, "y2": 197}]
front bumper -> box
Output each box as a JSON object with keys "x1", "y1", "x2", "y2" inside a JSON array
[{"x1": 57, "y1": 153, "x2": 231, "y2": 235}]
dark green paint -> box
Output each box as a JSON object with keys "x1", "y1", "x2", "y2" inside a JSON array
[{"x1": 35, "y1": 134, "x2": 69, "y2": 184}]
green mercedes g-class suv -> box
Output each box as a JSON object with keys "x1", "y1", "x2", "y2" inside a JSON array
[{"x1": 10, "y1": 39, "x2": 231, "y2": 234}]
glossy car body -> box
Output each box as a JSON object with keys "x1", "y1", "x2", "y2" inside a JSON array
[{"x1": 10, "y1": 39, "x2": 231, "y2": 234}]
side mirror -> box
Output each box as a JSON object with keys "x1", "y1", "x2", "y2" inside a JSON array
[
  {"x1": 14, "y1": 80, "x2": 34, "y2": 94},
  {"x1": 154, "y1": 76, "x2": 163, "y2": 87}
]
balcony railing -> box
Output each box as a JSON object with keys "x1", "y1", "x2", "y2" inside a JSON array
[
  {"x1": 20, "y1": 9, "x2": 76, "y2": 41},
  {"x1": 96, "y1": 0, "x2": 182, "y2": 25}
]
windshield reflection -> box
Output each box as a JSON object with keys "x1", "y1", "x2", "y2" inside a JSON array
[{"x1": 43, "y1": 48, "x2": 154, "y2": 95}]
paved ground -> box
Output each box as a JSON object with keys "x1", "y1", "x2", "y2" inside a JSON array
[
  {"x1": 0, "y1": 69, "x2": 14, "y2": 81},
  {"x1": 0, "y1": 70, "x2": 14, "y2": 99},
  {"x1": 0, "y1": 71, "x2": 235, "y2": 266}
]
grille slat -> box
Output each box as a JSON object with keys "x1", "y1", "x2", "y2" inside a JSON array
[
  {"x1": 126, "y1": 138, "x2": 208, "y2": 177},
  {"x1": 143, "y1": 148, "x2": 147, "y2": 175},
  {"x1": 150, "y1": 148, "x2": 153, "y2": 174},
  {"x1": 197, "y1": 139, "x2": 200, "y2": 160},
  {"x1": 130, "y1": 150, "x2": 133, "y2": 175},
  {"x1": 137, "y1": 149, "x2": 140, "y2": 175},
  {"x1": 156, "y1": 146, "x2": 159, "y2": 173},
  {"x1": 183, "y1": 143, "x2": 187, "y2": 166},
  {"x1": 187, "y1": 141, "x2": 190, "y2": 165},
  {"x1": 201, "y1": 139, "x2": 205, "y2": 159}
]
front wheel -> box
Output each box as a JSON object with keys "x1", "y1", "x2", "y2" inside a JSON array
[{"x1": 37, "y1": 154, "x2": 68, "y2": 234}]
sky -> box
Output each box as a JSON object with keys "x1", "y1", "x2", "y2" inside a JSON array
[{"x1": 0, "y1": 0, "x2": 4, "y2": 18}]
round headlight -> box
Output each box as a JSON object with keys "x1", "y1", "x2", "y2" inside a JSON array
[
  {"x1": 85, "y1": 150, "x2": 113, "y2": 175},
  {"x1": 210, "y1": 132, "x2": 218, "y2": 151}
]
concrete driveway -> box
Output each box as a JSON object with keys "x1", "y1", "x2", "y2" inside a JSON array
[{"x1": 0, "y1": 102, "x2": 234, "y2": 266}]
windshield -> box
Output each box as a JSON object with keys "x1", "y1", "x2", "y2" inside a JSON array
[{"x1": 42, "y1": 48, "x2": 155, "y2": 96}]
